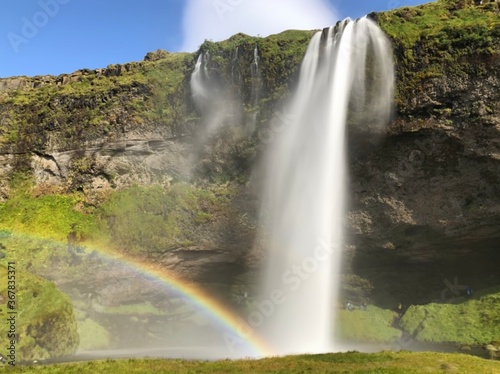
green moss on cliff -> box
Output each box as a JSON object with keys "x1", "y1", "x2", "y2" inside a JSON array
[
  {"x1": 400, "y1": 288, "x2": 500, "y2": 345},
  {"x1": 0, "y1": 52, "x2": 191, "y2": 150},
  {"x1": 0, "y1": 173, "x2": 98, "y2": 242},
  {"x1": 99, "y1": 183, "x2": 233, "y2": 253},
  {"x1": 198, "y1": 29, "x2": 314, "y2": 107},
  {"x1": 379, "y1": 0, "x2": 499, "y2": 52},
  {"x1": 378, "y1": 0, "x2": 500, "y2": 111},
  {"x1": 143, "y1": 53, "x2": 191, "y2": 126},
  {"x1": 0, "y1": 169, "x2": 237, "y2": 255}
]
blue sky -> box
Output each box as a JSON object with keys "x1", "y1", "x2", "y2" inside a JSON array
[{"x1": 0, "y1": 0, "x2": 431, "y2": 78}]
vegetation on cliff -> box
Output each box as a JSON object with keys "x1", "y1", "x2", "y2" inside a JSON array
[
  {"x1": 0, "y1": 54, "x2": 193, "y2": 168},
  {"x1": 0, "y1": 173, "x2": 235, "y2": 255},
  {"x1": 336, "y1": 289, "x2": 500, "y2": 347},
  {"x1": 99, "y1": 183, "x2": 233, "y2": 253},
  {"x1": 0, "y1": 173, "x2": 98, "y2": 243},
  {"x1": 378, "y1": 0, "x2": 500, "y2": 112}
]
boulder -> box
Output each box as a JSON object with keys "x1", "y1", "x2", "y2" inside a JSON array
[{"x1": 0, "y1": 266, "x2": 79, "y2": 362}]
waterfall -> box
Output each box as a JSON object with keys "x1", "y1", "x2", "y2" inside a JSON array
[
  {"x1": 191, "y1": 52, "x2": 210, "y2": 111},
  {"x1": 248, "y1": 46, "x2": 262, "y2": 135},
  {"x1": 257, "y1": 17, "x2": 394, "y2": 355},
  {"x1": 251, "y1": 46, "x2": 260, "y2": 78},
  {"x1": 250, "y1": 46, "x2": 261, "y2": 105},
  {"x1": 231, "y1": 46, "x2": 240, "y2": 85},
  {"x1": 190, "y1": 51, "x2": 230, "y2": 140}
]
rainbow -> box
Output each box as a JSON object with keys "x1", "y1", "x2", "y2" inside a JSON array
[
  {"x1": 95, "y1": 246, "x2": 273, "y2": 357},
  {"x1": 1, "y1": 231, "x2": 273, "y2": 358}
]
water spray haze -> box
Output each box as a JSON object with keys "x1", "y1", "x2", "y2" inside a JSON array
[
  {"x1": 257, "y1": 17, "x2": 394, "y2": 355},
  {"x1": 190, "y1": 50, "x2": 249, "y2": 150}
]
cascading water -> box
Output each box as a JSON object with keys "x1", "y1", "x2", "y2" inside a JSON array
[
  {"x1": 257, "y1": 17, "x2": 394, "y2": 355},
  {"x1": 191, "y1": 52, "x2": 210, "y2": 111},
  {"x1": 251, "y1": 46, "x2": 260, "y2": 79},
  {"x1": 247, "y1": 46, "x2": 262, "y2": 135},
  {"x1": 191, "y1": 46, "x2": 263, "y2": 142},
  {"x1": 231, "y1": 46, "x2": 241, "y2": 84},
  {"x1": 190, "y1": 51, "x2": 232, "y2": 142}
]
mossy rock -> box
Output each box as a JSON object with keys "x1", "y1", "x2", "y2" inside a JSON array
[
  {"x1": 0, "y1": 265, "x2": 79, "y2": 362},
  {"x1": 77, "y1": 318, "x2": 110, "y2": 351},
  {"x1": 336, "y1": 305, "x2": 402, "y2": 343},
  {"x1": 400, "y1": 288, "x2": 500, "y2": 345},
  {"x1": 486, "y1": 342, "x2": 499, "y2": 360}
]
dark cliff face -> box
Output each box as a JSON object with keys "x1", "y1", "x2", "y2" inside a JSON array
[
  {"x1": 0, "y1": 0, "x2": 499, "y2": 304},
  {"x1": 346, "y1": 0, "x2": 500, "y2": 305}
]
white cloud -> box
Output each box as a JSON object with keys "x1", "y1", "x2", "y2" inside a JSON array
[{"x1": 180, "y1": 0, "x2": 338, "y2": 52}]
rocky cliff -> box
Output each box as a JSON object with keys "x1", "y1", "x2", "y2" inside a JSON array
[
  {"x1": 0, "y1": 0, "x2": 499, "y2": 310},
  {"x1": 348, "y1": 0, "x2": 500, "y2": 306}
]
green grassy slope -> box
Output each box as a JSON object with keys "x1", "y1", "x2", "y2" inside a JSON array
[{"x1": 0, "y1": 351, "x2": 498, "y2": 373}]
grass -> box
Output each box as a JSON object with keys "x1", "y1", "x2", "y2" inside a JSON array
[
  {"x1": 0, "y1": 351, "x2": 497, "y2": 373},
  {"x1": 400, "y1": 288, "x2": 500, "y2": 345},
  {"x1": 143, "y1": 53, "x2": 190, "y2": 126},
  {"x1": 0, "y1": 193, "x2": 98, "y2": 243},
  {"x1": 0, "y1": 172, "x2": 98, "y2": 243},
  {"x1": 336, "y1": 284, "x2": 500, "y2": 346}
]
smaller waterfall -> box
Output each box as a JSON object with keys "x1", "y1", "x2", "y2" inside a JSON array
[
  {"x1": 231, "y1": 46, "x2": 241, "y2": 85},
  {"x1": 248, "y1": 46, "x2": 262, "y2": 135},
  {"x1": 190, "y1": 51, "x2": 224, "y2": 145},
  {"x1": 190, "y1": 50, "x2": 242, "y2": 145},
  {"x1": 250, "y1": 46, "x2": 260, "y2": 78},
  {"x1": 191, "y1": 52, "x2": 210, "y2": 110}
]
